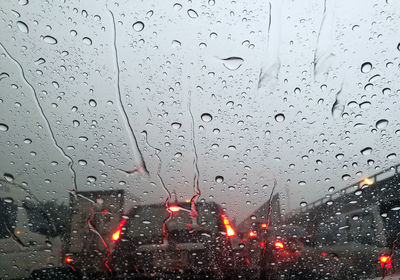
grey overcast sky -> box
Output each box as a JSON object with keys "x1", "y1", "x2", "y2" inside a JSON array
[{"x1": 1, "y1": 0, "x2": 400, "y2": 223}]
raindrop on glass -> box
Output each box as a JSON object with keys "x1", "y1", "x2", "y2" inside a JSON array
[
  {"x1": 89, "y1": 99, "x2": 97, "y2": 107},
  {"x1": 361, "y1": 62, "x2": 372, "y2": 73},
  {"x1": 187, "y1": 9, "x2": 198, "y2": 18},
  {"x1": 387, "y1": 153, "x2": 396, "y2": 160},
  {"x1": 17, "y1": 21, "x2": 29, "y2": 33},
  {"x1": 171, "y1": 122, "x2": 181, "y2": 129},
  {"x1": 132, "y1": 21, "x2": 145, "y2": 32},
  {"x1": 201, "y1": 113, "x2": 212, "y2": 122},
  {"x1": 220, "y1": 57, "x2": 244, "y2": 71},
  {"x1": 3, "y1": 173, "x2": 14, "y2": 182},
  {"x1": 0, "y1": 123, "x2": 9, "y2": 131},
  {"x1": 275, "y1": 113, "x2": 285, "y2": 122},
  {"x1": 215, "y1": 176, "x2": 224, "y2": 183},
  {"x1": 82, "y1": 37, "x2": 92, "y2": 45},
  {"x1": 360, "y1": 147, "x2": 372, "y2": 156},
  {"x1": 42, "y1": 35, "x2": 57, "y2": 44},
  {"x1": 376, "y1": 119, "x2": 388, "y2": 129}
]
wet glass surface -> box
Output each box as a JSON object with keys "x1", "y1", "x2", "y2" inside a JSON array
[{"x1": 1, "y1": 0, "x2": 400, "y2": 279}]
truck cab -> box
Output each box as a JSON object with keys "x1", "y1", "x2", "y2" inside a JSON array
[{"x1": 0, "y1": 180, "x2": 62, "y2": 279}]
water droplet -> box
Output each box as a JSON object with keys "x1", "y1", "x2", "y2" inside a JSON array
[
  {"x1": 132, "y1": 21, "x2": 145, "y2": 32},
  {"x1": 89, "y1": 99, "x2": 97, "y2": 107},
  {"x1": 201, "y1": 113, "x2": 212, "y2": 122},
  {"x1": 70, "y1": 30, "x2": 77, "y2": 37},
  {"x1": 172, "y1": 40, "x2": 181, "y2": 48},
  {"x1": 0, "y1": 123, "x2": 9, "y2": 131},
  {"x1": 79, "y1": 136, "x2": 88, "y2": 141},
  {"x1": 220, "y1": 57, "x2": 244, "y2": 71},
  {"x1": 24, "y1": 138, "x2": 32, "y2": 144},
  {"x1": 17, "y1": 21, "x2": 29, "y2": 33},
  {"x1": 228, "y1": 186, "x2": 235, "y2": 191},
  {"x1": 387, "y1": 153, "x2": 396, "y2": 160},
  {"x1": 34, "y1": 58, "x2": 46, "y2": 65},
  {"x1": 361, "y1": 62, "x2": 372, "y2": 73},
  {"x1": 397, "y1": 42, "x2": 400, "y2": 52},
  {"x1": 146, "y1": 10, "x2": 154, "y2": 17},
  {"x1": 78, "y1": 160, "x2": 87, "y2": 166},
  {"x1": 18, "y1": 0, "x2": 28, "y2": 5},
  {"x1": 87, "y1": 176, "x2": 96, "y2": 182},
  {"x1": 187, "y1": 9, "x2": 198, "y2": 18},
  {"x1": 173, "y1": 3, "x2": 182, "y2": 10},
  {"x1": 3, "y1": 173, "x2": 14, "y2": 182},
  {"x1": 298, "y1": 181, "x2": 306, "y2": 186},
  {"x1": 359, "y1": 101, "x2": 371, "y2": 109},
  {"x1": 335, "y1": 153, "x2": 344, "y2": 160},
  {"x1": 300, "y1": 201, "x2": 307, "y2": 207},
  {"x1": 274, "y1": 113, "x2": 285, "y2": 122},
  {"x1": 360, "y1": 147, "x2": 372, "y2": 156},
  {"x1": 376, "y1": 119, "x2": 388, "y2": 129},
  {"x1": 328, "y1": 186, "x2": 335, "y2": 192},
  {"x1": 82, "y1": 37, "x2": 92, "y2": 45},
  {"x1": 42, "y1": 35, "x2": 57, "y2": 44},
  {"x1": 52, "y1": 81, "x2": 59, "y2": 88},
  {"x1": 171, "y1": 122, "x2": 181, "y2": 129},
  {"x1": 174, "y1": 152, "x2": 182, "y2": 158},
  {"x1": 215, "y1": 176, "x2": 224, "y2": 183},
  {"x1": 4, "y1": 198, "x2": 13, "y2": 203},
  {"x1": 342, "y1": 174, "x2": 350, "y2": 181}
]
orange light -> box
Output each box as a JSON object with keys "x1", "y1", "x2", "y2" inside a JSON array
[
  {"x1": 261, "y1": 223, "x2": 267, "y2": 228},
  {"x1": 112, "y1": 229, "x2": 121, "y2": 241},
  {"x1": 362, "y1": 178, "x2": 373, "y2": 186},
  {"x1": 274, "y1": 241, "x2": 284, "y2": 249},
  {"x1": 111, "y1": 219, "x2": 127, "y2": 241},
  {"x1": 249, "y1": 231, "x2": 257, "y2": 237},
  {"x1": 65, "y1": 257, "x2": 73, "y2": 263},
  {"x1": 380, "y1": 255, "x2": 392, "y2": 269},
  {"x1": 221, "y1": 214, "x2": 236, "y2": 237},
  {"x1": 168, "y1": 206, "x2": 180, "y2": 212}
]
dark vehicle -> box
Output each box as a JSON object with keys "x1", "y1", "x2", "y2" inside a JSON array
[
  {"x1": 287, "y1": 170, "x2": 400, "y2": 279},
  {"x1": 242, "y1": 224, "x2": 311, "y2": 279},
  {"x1": 110, "y1": 201, "x2": 237, "y2": 278}
]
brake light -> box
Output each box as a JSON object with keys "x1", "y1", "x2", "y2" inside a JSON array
[
  {"x1": 249, "y1": 230, "x2": 257, "y2": 237},
  {"x1": 168, "y1": 206, "x2": 180, "y2": 212},
  {"x1": 261, "y1": 223, "x2": 267, "y2": 228},
  {"x1": 111, "y1": 219, "x2": 127, "y2": 241},
  {"x1": 380, "y1": 255, "x2": 392, "y2": 269},
  {"x1": 221, "y1": 214, "x2": 236, "y2": 237},
  {"x1": 274, "y1": 241, "x2": 284, "y2": 249},
  {"x1": 65, "y1": 257, "x2": 73, "y2": 263}
]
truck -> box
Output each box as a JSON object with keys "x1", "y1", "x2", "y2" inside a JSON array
[
  {"x1": 64, "y1": 189, "x2": 124, "y2": 277},
  {"x1": 0, "y1": 178, "x2": 63, "y2": 279}
]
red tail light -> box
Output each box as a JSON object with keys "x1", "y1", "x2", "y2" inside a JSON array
[
  {"x1": 380, "y1": 255, "x2": 392, "y2": 269},
  {"x1": 168, "y1": 206, "x2": 180, "y2": 212},
  {"x1": 65, "y1": 257, "x2": 73, "y2": 263},
  {"x1": 261, "y1": 223, "x2": 267, "y2": 228},
  {"x1": 249, "y1": 230, "x2": 257, "y2": 237},
  {"x1": 274, "y1": 241, "x2": 284, "y2": 249},
  {"x1": 111, "y1": 219, "x2": 127, "y2": 241},
  {"x1": 221, "y1": 214, "x2": 236, "y2": 237}
]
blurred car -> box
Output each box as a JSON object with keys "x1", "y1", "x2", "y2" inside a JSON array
[
  {"x1": 0, "y1": 185, "x2": 62, "y2": 280},
  {"x1": 241, "y1": 224, "x2": 310, "y2": 278},
  {"x1": 109, "y1": 201, "x2": 237, "y2": 278}
]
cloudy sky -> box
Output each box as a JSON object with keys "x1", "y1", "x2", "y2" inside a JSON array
[{"x1": 1, "y1": 0, "x2": 400, "y2": 223}]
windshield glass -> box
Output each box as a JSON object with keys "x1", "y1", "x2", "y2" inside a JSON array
[{"x1": 1, "y1": 0, "x2": 400, "y2": 279}]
